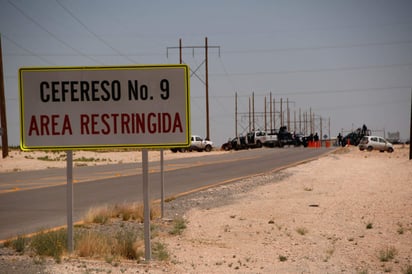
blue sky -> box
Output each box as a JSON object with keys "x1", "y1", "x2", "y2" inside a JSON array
[{"x1": 1, "y1": 0, "x2": 411, "y2": 146}]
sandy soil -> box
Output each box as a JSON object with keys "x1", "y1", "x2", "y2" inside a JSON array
[
  {"x1": 165, "y1": 145, "x2": 412, "y2": 274},
  {"x1": 1, "y1": 145, "x2": 411, "y2": 273},
  {"x1": 0, "y1": 148, "x2": 226, "y2": 173}
]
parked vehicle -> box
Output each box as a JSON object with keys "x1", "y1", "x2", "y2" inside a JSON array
[
  {"x1": 221, "y1": 130, "x2": 278, "y2": 150},
  {"x1": 294, "y1": 133, "x2": 309, "y2": 147},
  {"x1": 276, "y1": 126, "x2": 299, "y2": 147},
  {"x1": 358, "y1": 136, "x2": 394, "y2": 153},
  {"x1": 247, "y1": 130, "x2": 285, "y2": 148},
  {"x1": 171, "y1": 135, "x2": 213, "y2": 152},
  {"x1": 246, "y1": 130, "x2": 267, "y2": 148},
  {"x1": 222, "y1": 128, "x2": 309, "y2": 150},
  {"x1": 272, "y1": 126, "x2": 306, "y2": 147},
  {"x1": 221, "y1": 136, "x2": 249, "y2": 151},
  {"x1": 341, "y1": 125, "x2": 371, "y2": 146}
]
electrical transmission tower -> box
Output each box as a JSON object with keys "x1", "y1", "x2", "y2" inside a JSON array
[{"x1": 167, "y1": 37, "x2": 220, "y2": 141}]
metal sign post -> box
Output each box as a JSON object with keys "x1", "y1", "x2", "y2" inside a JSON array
[
  {"x1": 160, "y1": 149, "x2": 165, "y2": 218},
  {"x1": 142, "y1": 149, "x2": 151, "y2": 260},
  {"x1": 66, "y1": 151, "x2": 73, "y2": 252}
]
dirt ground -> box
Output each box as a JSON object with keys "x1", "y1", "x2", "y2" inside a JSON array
[
  {"x1": 1, "y1": 145, "x2": 411, "y2": 273},
  {"x1": 0, "y1": 148, "x2": 226, "y2": 173},
  {"x1": 164, "y1": 145, "x2": 412, "y2": 274}
]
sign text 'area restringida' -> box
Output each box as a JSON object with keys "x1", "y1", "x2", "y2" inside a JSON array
[{"x1": 19, "y1": 65, "x2": 190, "y2": 150}]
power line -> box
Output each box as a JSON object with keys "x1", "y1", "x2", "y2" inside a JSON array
[
  {"x1": 1, "y1": 34, "x2": 57, "y2": 66},
  {"x1": 209, "y1": 63, "x2": 412, "y2": 77},
  {"x1": 7, "y1": 39, "x2": 410, "y2": 59},
  {"x1": 313, "y1": 99, "x2": 408, "y2": 111},
  {"x1": 190, "y1": 85, "x2": 410, "y2": 99},
  {"x1": 222, "y1": 40, "x2": 412, "y2": 55},
  {"x1": 227, "y1": 20, "x2": 412, "y2": 38},
  {"x1": 55, "y1": 0, "x2": 137, "y2": 64},
  {"x1": 7, "y1": 0, "x2": 103, "y2": 65}
]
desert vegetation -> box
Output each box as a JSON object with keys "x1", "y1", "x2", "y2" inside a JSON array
[{"x1": 3, "y1": 202, "x2": 186, "y2": 265}]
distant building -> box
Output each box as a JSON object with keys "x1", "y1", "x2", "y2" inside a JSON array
[{"x1": 387, "y1": 131, "x2": 400, "y2": 143}]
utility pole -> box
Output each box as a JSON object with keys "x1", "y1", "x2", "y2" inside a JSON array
[
  {"x1": 235, "y1": 92, "x2": 238, "y2": 137},
  {"x1": 320, "y1": 116, "x2": 323, "y2": 141},
  {"x1": 248, "y1": 97, "x2": 251, "y2": 132},
  {"x1": 205, "y1": 37, "x2": 209, "y2": 140},
  {"x1": 294, "y1": 110, "x2": 296, "y2": 133},
  {"x1": 280, "y1": 98, "x2": 283, "y2": 127},
  {"x1": 303, "y1": 112, "x2": 307, "y2": 135},
  {"x1": 410, "y1": 88, "x2": 412, "y2": 160},
  {"x1": 167, "y1": 38, "x2": 220, "y2": 141},
  {"x1": 264, "y1": 96, "x2": 267, "y2": 132},
  {"x1": 273, "y1": 97, "x2": 276, "y2": 131},
  {"x1": 252, "y1": 92, "x2": 255, "y2": 130},
  {"x1": 0, "y1": 35, "x2": 8, "y2": 158},
  {"x1": 309, "y1": 108, "x2": 312, "y2": 134},
  {"x1": 269, "y1": 92, "x2": 272, "y2": 132},
  {"x1": 287, "y1": 98, "x2": 290, "y2": 130},
  {"x1": 328, "y1": 117, "x2": 331, "y2": 143}
]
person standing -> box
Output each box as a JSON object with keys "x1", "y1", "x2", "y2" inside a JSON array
[{"x1": 337, "y1": 133, "x2": 342, "y2": 146}]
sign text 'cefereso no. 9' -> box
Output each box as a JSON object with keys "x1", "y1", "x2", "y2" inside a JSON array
[{"x1": 19, "y1": 65, "x2": 190, "y2": 150}]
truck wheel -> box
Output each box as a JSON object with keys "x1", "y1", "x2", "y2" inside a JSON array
[
  {"x1": 204, "y1": 145, "x2": 212, "y2": 152},
  {"x1": 170, "y1": 148, "x2": 178, "y2": 153},
  {"x1": 256, "y1": 141, "x2": 262, "y2": 148}
]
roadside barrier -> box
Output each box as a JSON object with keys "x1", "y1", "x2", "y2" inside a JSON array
[
  {"x1": 307, "y1": 141, "x2": 320, "y2": 148},
  {"x1": 308, "y1": 140, "x2": 330, "y2": 148}
]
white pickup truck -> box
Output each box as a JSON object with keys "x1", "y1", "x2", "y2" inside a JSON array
[{"x1": 170, "y1": 135, "x2": 213, "y2": 152}]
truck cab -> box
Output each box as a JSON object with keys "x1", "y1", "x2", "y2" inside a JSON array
[
  {"x1": 189, "y1": 135, "x2": 213, "y2": 152},
  {"x1": 170, "y1": 135, "x2": 213, "y2": 152}
]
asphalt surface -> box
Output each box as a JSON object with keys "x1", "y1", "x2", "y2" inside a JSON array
[{"x1": 0, "y1": 147, "x2": 333, "y2": 240}]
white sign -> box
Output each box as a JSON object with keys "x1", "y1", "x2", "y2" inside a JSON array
[{"x1": 19, "y1": 65, "x2": 190, "y2": 150}]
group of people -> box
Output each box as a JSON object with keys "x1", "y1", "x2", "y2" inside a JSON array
[
  {"x1": 306, "y1": 132, "x2": 319, "y2": 142},
  {"x1": 336, "y1": 124, "x2": 368, "y2": 146}
]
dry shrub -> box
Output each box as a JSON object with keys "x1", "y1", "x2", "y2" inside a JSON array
[
  {"x1": 84, "y1": 202, "x2": 160, "y2": 224},
  {"x1": 169, "y1": 217, "x2": 187, "y2": 235},
  {"x1": 378, "y1": 246, "x2": 398, "y2": 262},
  {"x1": 114, "y1": 203, "x2": 142, "y2": 221},
  {"x1": 133, "y1": 240, "x2": 145, "y2": 262},
  {"x1": 296, "y1": 226, "x2": 309, "y2": 235},
  {"x1": 114, "y1": 202, "x2": 161, "y2": 222},
  {"x1": 113, "y1": 229, "x2": 141, "y2": 260},
  {"x1": 84, "y1": 205, "x2": 115, "y2": 224},
  {"x1": 150, "y1": 204, "x2": 161, "y2": 220},
  {"x1": 76, "y1": 231, "x2": 112, "y2": 258},
  {"x1": 76, "y1": 230, "x2": 145, "y2": 261}
]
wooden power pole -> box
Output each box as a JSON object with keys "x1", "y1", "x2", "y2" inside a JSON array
[
  {"x1": 167, "y1": 38, "x2": 220, "y2": 141},
  {"x1": 0, "y1": 35, "x2": 8, "y2": 158},
  {"x1": 410, "y1": 88, "x2": 412, "y2": 160}
]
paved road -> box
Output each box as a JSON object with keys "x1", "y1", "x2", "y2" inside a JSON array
[{"x1": 0, "y1": 147, "x2": 333, "y2": 240}]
